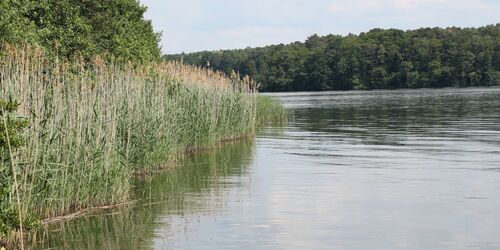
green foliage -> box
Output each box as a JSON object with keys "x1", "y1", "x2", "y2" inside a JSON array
[
  {"x1": 256, "y1": 96, "x2": 286, "y2": 126},
  {"x1": 36, "y1": 140, "x2": 256, "y2": 249},
  {"x1": 0, "y1": 0, "x2": 161, "y2": 62},
  {"x1": 0, "y1": 98, "x2": 39, "y2": 239},
  {"x1": 0, "y1": 99, "x2": 28, "y2": 151},
  {"x1": 169, "y1": 24, "x2": 500, "y2": 92},
  {"x1": 0, "y1": 46, "x2": 282, "y2": 226}
]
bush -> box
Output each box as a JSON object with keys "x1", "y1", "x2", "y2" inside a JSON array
[{"x1": 0, "y1": 98, "x2": 38, "y2": 239}]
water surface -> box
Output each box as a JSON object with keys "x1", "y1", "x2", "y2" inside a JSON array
[{"x1": 37, "y1": 88, "x2": 500, "y2": 249}]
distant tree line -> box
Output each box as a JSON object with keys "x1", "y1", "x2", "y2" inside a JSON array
[
  {"x1": 168, "y1": 24, "x2": 500, "y2": 92},
  {"x1": 0, "y1": 0, "x2": 161, "y2": 62}
]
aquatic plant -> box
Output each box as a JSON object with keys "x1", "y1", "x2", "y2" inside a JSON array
[
  {"x1": 36, "y1": 140, "x2": 255, "y2": 250},
  {"x1": 0, "y1": 45, "x2": 283, "y2": 245},
  {"x1": 0, "y1": 98, "x2": 40, "y2": 249},
  {"x1": 256, "y1": 95, "x2": 286, "y2": 126}
]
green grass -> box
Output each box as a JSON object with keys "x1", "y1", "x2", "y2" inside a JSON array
[{"x1": 0, "y1": 45, "x2": 284, "y2": 246}]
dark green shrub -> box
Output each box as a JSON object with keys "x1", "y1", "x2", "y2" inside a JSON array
[{"x1": 0, "y1": 98, "x2": 38, "y2": 239}]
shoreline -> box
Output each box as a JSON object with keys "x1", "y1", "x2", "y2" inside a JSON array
[
  {"x1": 39, "y1": 133, "x2": 254, "y2": 226},
  {"x1": 0, "y1": 45, "x2": 286, "y2": 248}
]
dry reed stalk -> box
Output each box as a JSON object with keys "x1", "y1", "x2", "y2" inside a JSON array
[
  {"x1": 1, "y1": 110, "x2": 24, "y2": 250},
  {"x1": 0, "y1": 44, "x2": 266, "y2": 225}
]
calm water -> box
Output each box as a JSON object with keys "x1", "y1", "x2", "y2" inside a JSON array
[{"x1": 36, "y1": 88, "x2": 500, "y2": 250}]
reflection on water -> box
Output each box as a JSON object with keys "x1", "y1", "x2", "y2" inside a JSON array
[
  {"x1": 35, "y1": 140, "x2": 255, "y2": 249},
  {"x1": 258, "y1": 88, "x2": 500, "y2": 250},
  {"x1": 36, "y1": 88, "x2": 500, "y2": 250}
]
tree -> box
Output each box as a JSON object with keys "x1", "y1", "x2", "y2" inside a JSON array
[
  {"x1": 166, "y1": 24, "x2": 500, "y2": 92},
  {"x1": 0, "y1": 0, "x2": 161, "y2": 61}
]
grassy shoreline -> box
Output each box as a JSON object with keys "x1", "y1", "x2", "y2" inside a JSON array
[{"x1": 0, "y1": 45, "x2": 284, "y2": 247}]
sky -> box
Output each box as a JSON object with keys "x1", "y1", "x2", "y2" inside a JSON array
[{"x1": 140, "y1": 0, "x2": 500, "y2": 54}]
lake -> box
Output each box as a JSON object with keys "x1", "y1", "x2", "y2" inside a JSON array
[{"x1": 36, "y1": 88, "x2": 500, "y2": 250}]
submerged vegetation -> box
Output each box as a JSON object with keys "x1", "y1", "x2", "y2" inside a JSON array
[
  {"x1": 169, "y1": 24, "x2": 500, "y2": 92},
  {"x1": 0, "y1": 45, "x2": 284, "y2": 246}
]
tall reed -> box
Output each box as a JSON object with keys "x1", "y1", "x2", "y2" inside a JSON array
[
  {"x1": 256, "y1": 95, "x2": 286, "y2": 126},
  {"x1": 0, "y1": 44, "x2": 264, "y2": 227}
]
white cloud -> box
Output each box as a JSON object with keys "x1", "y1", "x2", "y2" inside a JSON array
[
  {"x1": 165, "y1": 26, "x2": 309, "y2": 54},
  {"x1": 216, "y1": 26, "x2": 302, "y2": 40},
  {"x1": 140, "y1": 0, "x2": 499, "y2": 54},
  {"x1": 329, "y1": 0, "x2": 495, "y2": 14}
]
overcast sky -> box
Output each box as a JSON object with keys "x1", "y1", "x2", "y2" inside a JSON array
[{"x1": 140, "y1": 0, "x2": 499, "y2": 54}]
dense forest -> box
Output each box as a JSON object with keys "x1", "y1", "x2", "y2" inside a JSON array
[
  {"x1": 168, "y1": 24, "x2": 500, "y2": 92},
  {"x1": 0, "y1": 0, "x2": 161, "y2": 61}
]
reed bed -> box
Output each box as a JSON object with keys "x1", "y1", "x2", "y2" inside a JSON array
[
  {"x1": 0, "y1": 44, "x2": 276, "y2": 239},
  {"x1": 256, "y1": 95, "x2": 286, "y2": 126},
  {"x1": 35, "y1": 139, "x2": 254, "y2": 250}
]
